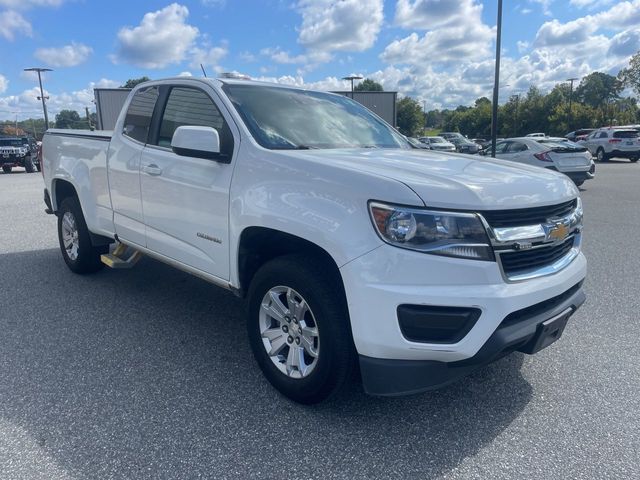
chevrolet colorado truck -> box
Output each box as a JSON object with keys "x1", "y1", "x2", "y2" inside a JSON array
[{"x1": 42, "y1": 77, "x2": 587, "y2": 403}]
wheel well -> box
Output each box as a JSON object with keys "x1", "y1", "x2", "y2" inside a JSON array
[
  {"x1": 53, "y1": 179, "x2": 78, "y2": 211},
  {"x1": 237, "y1": 227, "x2": 342, "y2": 297}
]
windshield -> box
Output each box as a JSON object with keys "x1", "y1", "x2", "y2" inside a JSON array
[
  {"x1": 223, "y1": 85, "x2": 408, "y2": 150},
  {"x1": 430, "y1": 137, "x2": 446, "y2": 143}
]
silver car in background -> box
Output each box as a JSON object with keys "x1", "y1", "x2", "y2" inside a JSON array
[
  {"x1": 419, "y1": 136, "x2": 456, "y2": 152},
  {"x1": 488, "y1": 137, "x2": 595, "y2": 186}
]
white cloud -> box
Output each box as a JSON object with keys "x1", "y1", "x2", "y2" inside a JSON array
[
  {"x1": 0, "y1": 78, "x2": 121, "y2": 121},
  {"x1": 260, "y1": 47, "x2": 331, "y2": 66},
  {"x1": 385, "y1": 0, "x2": 494, "y2": 65},
  {"x1": 112, "y1": 3, "x2": 199, "y2": 69},
  {"x1": 0, "y1": 10, "x2": 31, "y2": 40},
  {"x1": 0, "y1": 0, "x2": 64, "y2": 8},
  {"x1": 530, "y1": 0, "x2": 554, "y2": 16},
  {"x1": 395, "y1": 0, "x2": 482, "y2": 30},
  {"x1": 34, "y1": 42, "x2": 92, "y2": 67},
  {"x1": 381, "y1": 22, "x2": 495, "y2": 65},
  {"x1": 190, "y1": 44, "x2": 228, "y2": 72},
  {"x1": 0, "y1": 74, "x2": 8, "y2": 94},
  {"x1": 569, "y1": 0, "x2": 614, "y2": 8},
  {"x1": 297, "y1": 0, "x2": 383, "y2": 53}
]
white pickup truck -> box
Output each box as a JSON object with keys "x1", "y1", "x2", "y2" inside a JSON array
[{"x1": 42, "y1": 77, "x2": 587, "y2": 403}]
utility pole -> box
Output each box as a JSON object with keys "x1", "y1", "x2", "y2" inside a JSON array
[
  {"x1": 567, "y1": 77, "x2": 578, "y2": 132},
  {"x1": 423, "y1": 100, "x2": 427, "y2": 132},
  {"x1": 85, "y1": 106, "x2": 92, "y2": 129},
  {"x1": 24, "y1": 67, "x2": 52, "y2": 130},
  {"x1": 490, "y1": 0, "x2": 503, "y2": 158},
  {"x1": 513, "y1": 94, "x2": 520, "y2": 137}
]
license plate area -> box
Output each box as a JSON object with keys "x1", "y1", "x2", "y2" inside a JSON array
[{"x1": 519, "y1": 307, "x2": 573, "y2": 354}]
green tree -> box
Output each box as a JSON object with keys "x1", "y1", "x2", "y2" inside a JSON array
[
  {"x1": 575, "y1": 72, "x2": 622, "y2": 109},
  {"x1": 120, "y1": 76, "x2": 151, "y2": 88},
  {"x1": 618, "y1": 50, "x2": 640, "y2": 96},
  {"x1": 55, "y1": 110, "x2": 82, "y2": 129},
  {"x1": 396, "y1": 96, "x2": 424, "y2": 136},
  {"x1": 354, "y1": 78, "x2": 384, "y2": 92}
]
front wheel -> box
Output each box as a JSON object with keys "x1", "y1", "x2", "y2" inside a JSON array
[
  {"x1": 596, "y1": 148, "x2": 607, "y2": 162},
  {"x1": 57, "y1": 196, "x2": 107, "y2": 273},
  {"x1": 574, "y1": 180, "x2": 585, "y2": 187},
  {"x1": 630, "y1": 157, "x2": 639, "y2": 163},
  {"x1": 2, "y1": 166, "x2": 11, "y2": 174},
  {"x1": 247, "y1": 255, "x2": 355, "y2": 404}
]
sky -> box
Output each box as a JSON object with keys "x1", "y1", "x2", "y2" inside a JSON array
[{"x1": 0, "y1": 0, "x2": 639, "y2": 121}]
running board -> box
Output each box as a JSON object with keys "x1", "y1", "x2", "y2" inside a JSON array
[{"x1": 100, "y1": 243, "x2": 143, "y2": 269}]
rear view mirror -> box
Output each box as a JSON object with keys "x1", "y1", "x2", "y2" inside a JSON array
[{"x1": 171, "y1": 126, "x2": 227, "y2": 162}]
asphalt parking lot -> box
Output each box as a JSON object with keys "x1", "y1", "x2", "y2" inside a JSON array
[{"x1": 0, "y1": 163, "x2": 639, "y2": 480}]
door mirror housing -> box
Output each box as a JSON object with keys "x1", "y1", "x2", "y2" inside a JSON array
[{"x1": 171, "y1": 126, "x2": 226, "y2": 162}]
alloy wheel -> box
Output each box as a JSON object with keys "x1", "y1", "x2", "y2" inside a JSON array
[{"x1": 259, "y1": 286, "x2": 320, "y2": 379}]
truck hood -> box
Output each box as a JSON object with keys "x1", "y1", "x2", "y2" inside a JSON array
[{"x1": 281, "y1": 148, "x2": 578, "y2": 210}]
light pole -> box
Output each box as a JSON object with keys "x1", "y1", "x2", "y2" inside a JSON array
[
  {"x1": 490, "y1": 0, "x2": 503, "y2": 158},
  {"x1": 567, "y1": 77, "x2": 578, "y2": 132},
  {"x1": 342, "y1": 75, "x2": 363, "y2": 98},
  {"x1": 24, "y1": 67, "x2": 52, "y2": 129},
  {"x1": 512, "y1": 94, "x2": 520, "y2": 137}
]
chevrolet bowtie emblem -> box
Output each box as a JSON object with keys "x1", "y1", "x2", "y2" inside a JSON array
[{"x1": 545, "y1": 222, "x2": 569, "y2": 242}]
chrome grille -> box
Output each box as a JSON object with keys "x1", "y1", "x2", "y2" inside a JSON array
[
  {"x1": 499, "y1": 236, "x2": 576, "y2": 276},
  {"x1": 481, "y1": 200, "x2": 577, "y2": 228}
]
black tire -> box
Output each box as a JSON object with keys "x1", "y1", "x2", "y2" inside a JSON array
[
  {"x1": 574, "y1": 180, "x2": 585, "y2": 187},
  {"x1": 2, "y1": 166, "x2": 11, "y2": 174},
  {"x1": 631, "y1": 157, "x2": 639, "y2": 163},
  {"x1": 57, "y1": 196, "x2": 107, "y2": 274},
  {"x1": 596, "y1": 148, "x2": 608, "y2": 162},
  {"x1": 24, "y1": 156, "x2": 35, "y2": 173},
  {"x1": 247, "y1": 254, "x2": 355, "y2": 404}
]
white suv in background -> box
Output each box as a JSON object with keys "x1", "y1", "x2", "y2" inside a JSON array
[{"x1": 583, "y1": 128, "x2": 640, "y2": 163}]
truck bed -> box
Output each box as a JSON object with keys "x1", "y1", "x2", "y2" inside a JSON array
[{"x1": 43, "y1": 129, "x2": 115, "y2": 239}]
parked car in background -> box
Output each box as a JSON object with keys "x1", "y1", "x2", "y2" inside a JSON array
[
  {"x1": 486, "y1": 137, "x2": 594, "y2": 186},
  {"x1": 565, "y1": 129, "x2": 595, "y2": 142},
  {"x1": 439, "y1": 132, "x2": 480, "y2": 154},
  {"x1": 583, "y1": 127, "x2": 640, "y2": 162},
  {"x1": 406, "y1": 137, "x2": 430, "y2": 149},
  {"x1": 419, "y1": 136, "x2": 456, "y2": 152},
  {"x1": 0, "y1": 136, "x2": 37, "y2": 173},
  {"x1": 526, "y1": 133, "x2": 546, "y2": 138},
  {"x1": 20, "y1": 136, "x2": 40, "y2": 171}
]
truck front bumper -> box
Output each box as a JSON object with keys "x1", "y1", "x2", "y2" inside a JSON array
[{"x1": 339, "y1": 244, "x2": 587, "y2": 395}]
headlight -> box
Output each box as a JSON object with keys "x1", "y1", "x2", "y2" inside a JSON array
[{"x1": 369, "y1": 202, "x2": 494, "y2": 261}]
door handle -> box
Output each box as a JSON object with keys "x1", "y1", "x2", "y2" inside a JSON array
[{"x1": 142, "y1": 164, "x2": 163, "y2": 176}]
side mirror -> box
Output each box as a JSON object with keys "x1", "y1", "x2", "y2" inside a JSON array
[{"x1": 171, "y1": 125, "x2": 227, "y2": 162}]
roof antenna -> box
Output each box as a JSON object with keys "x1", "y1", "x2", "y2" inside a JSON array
[{"x1": 200, "y1": 64, "x2": 208, "y2": 77}]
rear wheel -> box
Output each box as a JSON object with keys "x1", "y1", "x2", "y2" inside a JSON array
[
  {"x1": 574, "y1": 180, "x2": 585, "y2": 187},
  {"x1": 57, "y1": 196, "x2": 107, "y2": 274},
  {"x1": 596, "y1": 148, "x2": 607, "y2": 162},
  {"x1": 2, "y1": 166, "x2": 11, "y2": 174},
  {"x1": 24, "y1": 156, "x2": 35, "y2": 173},
  {"x1": 247, "y1": 254, "x2": 355, "y2": 404},
  {"x1": 630, "y1": 157, "x2": 639, "y2": 163}
]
